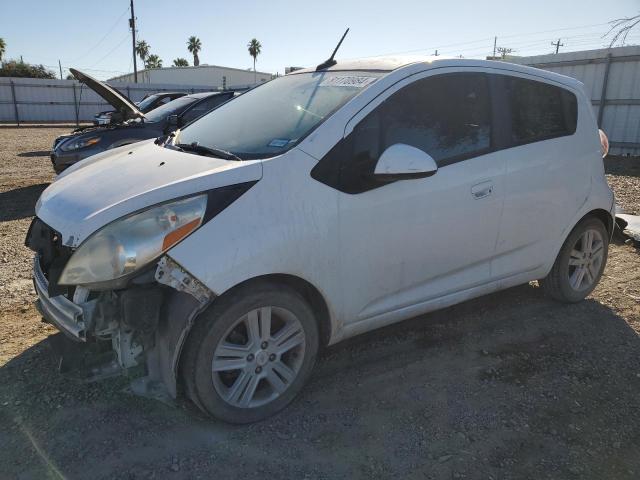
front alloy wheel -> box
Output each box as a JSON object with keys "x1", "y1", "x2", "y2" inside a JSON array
[
  {"x1": 212, "y1": 306, "x2": 306, "y2": 409},
  {"x1": 182, "y1": 283, "x2": 319, "y2": 423}
]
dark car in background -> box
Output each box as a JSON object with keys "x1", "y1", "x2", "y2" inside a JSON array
[
  {"x1": 93, "y1": 91, "x2": 187, "y2": 125},
  {"x1": 51, "y1": 69, "x2": 236, "y2": 173}
]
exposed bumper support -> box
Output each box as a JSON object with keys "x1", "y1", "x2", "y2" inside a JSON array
[{"x1": 33, "y1": 256, "x2": 86, "y2": 341}]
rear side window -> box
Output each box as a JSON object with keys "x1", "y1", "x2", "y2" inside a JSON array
[{"x1": 506, "y1": 77, "x2": 577, "y2": 145}]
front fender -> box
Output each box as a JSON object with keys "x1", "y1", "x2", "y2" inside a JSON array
[{"x1": 144, "y1": 290, "x2": 208, "y2": 398}]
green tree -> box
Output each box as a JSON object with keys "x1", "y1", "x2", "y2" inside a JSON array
[
  {"x1": 247, "y1": 38, "x2": 262, "y2": 83},
  {"x1": 145, "y1": 54, "x2": 162, "y2": 69},
  {"x1": 0, "y1": 38, "x2": 6, "y2": 62},
  {"x1": 135, "y1": 40, "x2": 150, "y2": 65},
  {"x1": 0, "y1": 60, "x2": 56, "y2": 79},
  {"x1": 187, "y1": 36, "x2": 202, "y2": 66},
  {"x1": 172, "y1": 57, "x2": 189, "y2": 67}
]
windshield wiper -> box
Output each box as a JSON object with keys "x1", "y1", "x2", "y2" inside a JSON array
[{"x1": 174, "y1": 142, "x2": 242, "y2": 161}]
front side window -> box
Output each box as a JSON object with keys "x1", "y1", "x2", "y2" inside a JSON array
[
  {"x1": 176, "y1": 71, "x2": 385, "y2": 159},
  {"x1": 334, "y1": 73, "x2": 492, "y2": 193},
  {"x1": 506, "y1": 76, "x2": 577, "y2": 145}
]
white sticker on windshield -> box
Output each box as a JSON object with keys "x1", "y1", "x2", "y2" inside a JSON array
[
  {"x1": 268, "y1": 138, "x2": 290, "y2": 148},
  {"x1": 319, "y1": 76, "x2": 377, "y2": 88}
]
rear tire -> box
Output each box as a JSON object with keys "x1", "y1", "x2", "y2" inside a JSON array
[
  {"x1": 181, "y1": 282, "x2": 319, "y2": 424},
  {"x1": 540, "y1": 217, "x2": 609, "y2": 303}
]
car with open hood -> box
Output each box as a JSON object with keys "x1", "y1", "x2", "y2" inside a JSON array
[
  {"x1": 29, "y1": 54, "x2": 614, "y2": 424},
  {"x1": 50, "y1": 68, "x2": 236, "y2": 173},
  {"x1": 93, "y1": 91, "x2": 187, "y2": 125}
]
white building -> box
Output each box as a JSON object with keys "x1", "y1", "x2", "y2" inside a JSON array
[{"x1": 109, "y1": 64, "x2": 273, "y2": 90}]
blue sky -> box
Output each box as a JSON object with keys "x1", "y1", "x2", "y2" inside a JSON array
[{"x1": 2, "y1": 0, "x2": 639, "y2": 79}]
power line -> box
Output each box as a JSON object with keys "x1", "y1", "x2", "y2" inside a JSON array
[
  {"x1": 66, "y1": 7, "x2": 129, "y2": 63},
  {"x1": 361, "y1": 21, "x2": 614, "y2": 60},
  {"x1": 87, "y1": 33, "x2": 131, "y2": 68}
]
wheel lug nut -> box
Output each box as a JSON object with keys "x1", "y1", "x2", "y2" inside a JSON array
[
  {"x1": 255, "y1": 366, "x2": 262, "y2": 374},
  {"x1": 261, "y1": 341, "x2": 268, "y2": 349},
  {"x1": 269, "y1": 354, "x2": 276, "y2": 361},
  {"x1": 247, "y1": 354, "x2": 254, "y2": 361}
]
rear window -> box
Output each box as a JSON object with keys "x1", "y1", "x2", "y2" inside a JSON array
[{"x1": 506, "y1": 76, "x2": 577, "y2": 145}]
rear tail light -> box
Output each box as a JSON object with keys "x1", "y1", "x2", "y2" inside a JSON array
[{"x1": 599, "y1": 129, "x2": 609, "y2": 158}]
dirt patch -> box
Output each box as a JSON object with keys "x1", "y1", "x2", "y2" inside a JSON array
[{"x1": 1, "y1": 130, "x2": 640, "y2": 479}]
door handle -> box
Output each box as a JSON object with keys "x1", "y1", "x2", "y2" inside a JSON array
[{"x1": 471, "y1": 181, "x2": 493, "y2": 199}]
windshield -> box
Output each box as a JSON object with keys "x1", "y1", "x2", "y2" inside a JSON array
[
  {"x1": 137, "y1": 94, "x2": 161, "y2": 111},
  {"x1": 145, "y1": 96, "x2": 197, "y2": 122},
  {"x1": 176, "y1": 71, "x2": 384, "y2": 159}
]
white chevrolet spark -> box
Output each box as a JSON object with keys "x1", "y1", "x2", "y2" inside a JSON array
[{"x1": 28, "y1": 56, "x2": 614, "y2": 423}]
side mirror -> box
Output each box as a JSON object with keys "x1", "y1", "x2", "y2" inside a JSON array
[
  {"x1": 373, "y1": 143, "x2": 438, "y2": 180},
  {"x1": 167, "y1": 114, "x2": 181, "y2": 128}
]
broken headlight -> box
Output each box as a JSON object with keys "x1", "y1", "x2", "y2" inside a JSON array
[{"x1": 59, "y1": 195, "x2": 207, "y2": 286}]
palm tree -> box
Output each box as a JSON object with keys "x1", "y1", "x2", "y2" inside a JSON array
[
  {"x1": 145, "y1": 54, "x2": 162, "y2": 69},
  {"x1": 187, "y1": 36, "x2": 201, "y2": 66},
  {"x1": 173, "y1": 58, "x2": 189, "y2": 67},
  {"x1": 247, "y1": 38, "x2": 262, "y2": 84},
  {"x1": 135, "y1": 40, "x2": 150, "y2": 65}
]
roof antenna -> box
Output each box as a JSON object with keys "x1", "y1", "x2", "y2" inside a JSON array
[{"x1": 316, "y1": 28, "x2": 350, "y2": 71}]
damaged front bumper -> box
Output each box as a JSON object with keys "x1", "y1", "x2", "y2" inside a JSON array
[
  {"x1": 33, "y1": 256, "x2": 87, "y2": 341},
  {"x1": 32, "y1": 251, "x2": 214, "y2": 398}
]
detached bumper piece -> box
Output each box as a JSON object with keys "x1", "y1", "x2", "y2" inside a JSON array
[{"x1": 33, "y1": 256, "x2": 87, "y2": 341}]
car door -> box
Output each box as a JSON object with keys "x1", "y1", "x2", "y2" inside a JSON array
[
  {"x1": 332, "y1": 70, "x2": 507, "y2": 326},
  {"x1": 489, "y1": 74, "x2": 586, "y2": 280}
]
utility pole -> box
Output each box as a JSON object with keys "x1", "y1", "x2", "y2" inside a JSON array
[
  {"x1": 129, "y1": 0, "x2": 138, "y2": 83},
  {"x1": 551, "y1": 38, "x2": 564, "y2": 54},
  {"x1": 58, "y1": 59, "x2": 63, "y2": 80},
  {"x1": 497, "y1": 47, "x2": 513, "y2": 59},
  {"x1": 493, "y1": 36, "x2": 497, "y2": 58}
]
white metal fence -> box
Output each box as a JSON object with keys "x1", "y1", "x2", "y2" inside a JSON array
[
  {"x1": 0, "y1": 77, "x2": 218, "y2": 124},
  {"x1": 513, "y1": 45, "x2": 640, "y2": 156}
]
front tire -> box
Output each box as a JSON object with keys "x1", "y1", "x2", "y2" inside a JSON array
[
  {"x1": 540, "y1": 217, "x2": 609, "y2": 303},
  {"x1": 181, "y1": 282, "x2": 319, "y2": 424}
]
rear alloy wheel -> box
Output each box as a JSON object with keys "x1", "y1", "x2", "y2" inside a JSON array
[
  {"x1": 182, "y1": 284, "x2": 318, "y2": 423},
  {"x1": 541, "y1": 217, "x2": 609, "y2": 303}
]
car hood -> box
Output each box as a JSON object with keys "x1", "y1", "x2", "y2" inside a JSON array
[
  {"x1": 54, "y1": 121, "x2": 149, "y2": 149},
  {"x1": 70, "y1": 68, "x2": 145, "y2": 122},
  {"x1": 36, "y1": 140, "x2": 263, "y2": 247}
]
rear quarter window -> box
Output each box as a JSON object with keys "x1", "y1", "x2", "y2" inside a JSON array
[{"x1": 505, "y1": 76, "x2": 577, "y2": 146}]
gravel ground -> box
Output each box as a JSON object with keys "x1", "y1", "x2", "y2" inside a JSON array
[{"x1": 1, "y1": 128, "x2": 640, "y2": 479}]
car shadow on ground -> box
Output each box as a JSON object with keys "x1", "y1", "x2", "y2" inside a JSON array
[
  {"x1": 16, "y1": 150, "x2": 50, "y2": 158},
  {"x1": 0, "y1": 183, "x2": 49, "y2": 221},
  {"x1": 2, "y1": 283, "x2": 640, "y2": 479}
]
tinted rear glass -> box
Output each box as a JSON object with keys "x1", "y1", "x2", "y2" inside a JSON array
[{"x1": 506, "y1": 77, "x2": 577, "y2": 145}]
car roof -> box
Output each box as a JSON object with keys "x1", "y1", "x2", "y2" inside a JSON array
[
  {"x1": 184, "y1": 91, "x2": 235, "y2": 100},
  {"x1": 152, "y1": 92, "x2": 186, "y2": 97},
  {"x1": 291, "y1": 55, "x2": 583, "y2": 90}
]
